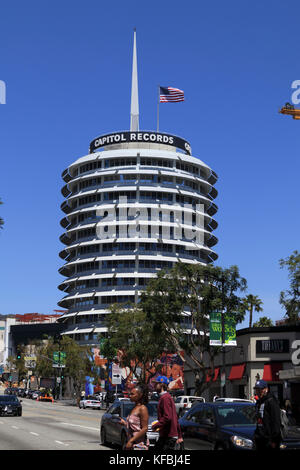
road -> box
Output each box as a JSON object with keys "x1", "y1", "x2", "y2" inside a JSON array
[{"x1": 0, "y1": 398, "x2": 111, "y2": 450}]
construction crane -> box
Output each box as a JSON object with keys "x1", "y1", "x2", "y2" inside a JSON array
[{"x1": 279, "y1": 102, "x2": 300, "y2": 119}]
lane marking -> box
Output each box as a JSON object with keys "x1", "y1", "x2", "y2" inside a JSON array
[
  {"x1": 30, "y1": 432, "x2": 39, "y2": 436},
  {"x1": 60, "y1": 423, "x2": 99, "y2": 432},
  {"x1": 12, "y1": 426, "x2": 19, "y2": 429}
]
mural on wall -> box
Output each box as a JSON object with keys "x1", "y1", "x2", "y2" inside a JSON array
[{"x1": 84, "y1": 348, "x2": 184, "y2": 395}]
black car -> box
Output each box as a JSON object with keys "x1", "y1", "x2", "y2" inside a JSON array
[
  {"x1": 100, "y1": 400, "x2": 159, "y2": 449},
  {"x1": 4, "y1": 387, "x2": 18, "y2": 395},
  {"x1": 179, "y1": 402, "x2": 300, "y2": 450},
  {"x1": 0, "y1": 395, "x2": 22, "y2": 416}
]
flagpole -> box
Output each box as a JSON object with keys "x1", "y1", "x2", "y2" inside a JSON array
[{"x1": 157, "y1": 85, "x2": 160, "y2": 132}]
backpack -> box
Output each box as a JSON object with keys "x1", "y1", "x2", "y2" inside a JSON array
[{"x1": 280, "y1": 409, "x2": 289, "y2": 440}]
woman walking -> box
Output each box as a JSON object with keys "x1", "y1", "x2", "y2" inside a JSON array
[{"x1": 121, "y1": 384, "x2": 149, "y2": 450}]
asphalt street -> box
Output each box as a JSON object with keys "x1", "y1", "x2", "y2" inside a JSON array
[{"x1": 0, "y1": 397, "x2": 111, "y2": 450}]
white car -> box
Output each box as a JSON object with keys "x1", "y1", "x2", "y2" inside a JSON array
[
  {"x1": 213, "y1": 397, "x2": 253, "y2": 403},
  {"x1": 174, "y1": 396, "x2": 205, "y2": 416},
  {"x1": 79, "y1": 396, "x2": 102, "y2": 409}
]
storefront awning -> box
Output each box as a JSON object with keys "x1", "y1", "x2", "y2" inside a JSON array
[
  {"x1": 228, "y1": 363, "x2": 245, "y2": 381},
  {"x1": 262, "y1": 362, "x2": 282, "y2": 382},
  {"x1": 206, "y1": 367, "x2": 220, "y2": 382}
]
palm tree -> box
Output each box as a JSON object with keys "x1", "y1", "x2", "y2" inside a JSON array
[
  {"x1": 242, "y1": 294, "x2": 263, "y2": 328},
  {"x1": 253, "y1": 316, "x2": 273, "y2": 327},
  {"x1": 0, "y1": 199, "x2": 4, "y2": 229}
]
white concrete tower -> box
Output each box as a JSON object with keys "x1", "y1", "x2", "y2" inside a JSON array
[{"x1": 57, "y1": 33, "x2": 218, "y2": 344}]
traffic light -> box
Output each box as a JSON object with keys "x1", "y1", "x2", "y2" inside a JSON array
[{"x1": 16, "y1": 349, "x2": 21, "y2": 360}]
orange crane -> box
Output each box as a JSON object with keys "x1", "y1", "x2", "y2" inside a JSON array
[{"x1": 279, "y1": 102, "x2": 300, "y2": 119}]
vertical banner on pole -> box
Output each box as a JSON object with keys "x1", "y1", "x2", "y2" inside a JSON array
[{"x1": 209, "y1": 312, "x2": 237, "y2": 346}]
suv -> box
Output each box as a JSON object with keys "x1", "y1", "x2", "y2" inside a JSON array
[{"x1": 174, "y1": 395, "x2": 205, "y2": 417}]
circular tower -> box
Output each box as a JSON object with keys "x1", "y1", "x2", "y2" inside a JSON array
[
  {"x1": 58, "y1": 131, "x2": 218, "y2": 343},
  {"x1": 57, "y1": 30, "x2": 218, "y2": 343}
]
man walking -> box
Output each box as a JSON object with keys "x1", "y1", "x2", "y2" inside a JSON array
[
  {"x1": 253, "y1": 380, "x2": 282, "y2": 450},
  {"x1": 152, "y1": 376, "x2": 183, "y2": 451}
]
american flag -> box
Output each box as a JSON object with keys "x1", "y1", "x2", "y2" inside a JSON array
[{"x1": 159, "y1": 86, "x2": 184, "y2": 103}]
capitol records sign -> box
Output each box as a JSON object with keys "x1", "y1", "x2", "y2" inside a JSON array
[{"x1": 89, "y1": 131, "x2": 192, "y2": 155}]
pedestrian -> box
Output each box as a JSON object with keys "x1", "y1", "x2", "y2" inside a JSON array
[
  {"x1": 151, "y1": 376, "x2": 183, "y2": 451},
  {"x1": 120, "y1": 384, "x2": 149, "y2": 450},
  {"x1": 253, "y1": 380, "x2": 282, "y2": 450}
]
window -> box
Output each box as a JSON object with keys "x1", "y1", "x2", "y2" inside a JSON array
[{"x1": 187, "y1": 407, "x2": 206, "y2": 423}]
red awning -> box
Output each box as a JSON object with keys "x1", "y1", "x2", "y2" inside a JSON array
[
  {"x1": 228, "y1": 364, "x2": 245, "y2": 381},
  {"x1": 206, "y1": 367, "x2": 220, "y2": 382},
  {"x1": 262, "y1": 363, "x2": 282, "y2": 382}
]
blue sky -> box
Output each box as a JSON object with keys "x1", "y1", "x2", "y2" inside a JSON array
[{"x1": 0, "y1": 1, "x2": 299, "y2": 329}]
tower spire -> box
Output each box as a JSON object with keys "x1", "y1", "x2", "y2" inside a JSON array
[{"x1": 130, "y1": 28, "x2": 139, "y2": 131}]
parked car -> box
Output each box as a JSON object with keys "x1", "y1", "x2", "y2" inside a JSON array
[
  {"x1": 179, "y1": 402, "x2": 300, "y2": 450},
  {"x1": 79, "y1": 396, "x2": 102, "y2": 409},
  {"x1": 31, "y1": 391, "x2": 43, "y2": 400},
  {"x1": 0, "y1": 394, "x2": 22, "y2": 416},
  {"x1": 174, "y1": 395, "x2": 205, "y2": 417},
  {"x1": 213, "y1": 397, "x2": 253, "y2": 403},
  {"x1": 100, "y1": 400, "x2": 159, "y2": 449},
  {"x1": 26, "y1": 389, "x2": 36, "y2": 399},
  {"x1": 17, "y1": 388, "x2": 28, "y2": 398},
  {"x1": 4, "y1": 387, "x2": 19, "y2": 396}
]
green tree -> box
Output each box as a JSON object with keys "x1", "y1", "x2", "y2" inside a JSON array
[
  {"x1": 241, "y1": 294, "x2": 263, "y2": 328},
  {"x1": 279, "y1": 250, "x2": 300, "y2": 324},
  {"x1": 35, "y1": 336, "x2": 98, "y2": 403},
  {"x1": 253, "y1": 316, "x2": 273, "y2": 327},
  {"x1": 140, "y1": 263, "x2": 247, "y2": 395},
  {"x1": 105, "y1": 304, "x2": 171, "y2": 384}
]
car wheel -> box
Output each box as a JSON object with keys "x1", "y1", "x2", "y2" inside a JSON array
[
  {"x1": 100, "y1": 426, "x2": 108, "y2": 446},
  {"x1": 121, "y1": 431, "x2": 128, "y2": 450}
]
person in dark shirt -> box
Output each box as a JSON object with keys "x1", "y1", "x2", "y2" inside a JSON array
[
  {"x1": 253, "y1": 380, "x2": 282, "y2": 450},
  {"x1": 151, "y1": 376, "x2": 183, "y2": 451}
]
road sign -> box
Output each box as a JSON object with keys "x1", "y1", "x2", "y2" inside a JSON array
[
  {"x1": 25, "y1": 360, "x2": 36, "y2": 369},
  {"x1": 112, "y1": 364, "x2": 122, "y2": 385},
  {"x1": 52, "y1": 364, "x2": 66, "y2": 368}
]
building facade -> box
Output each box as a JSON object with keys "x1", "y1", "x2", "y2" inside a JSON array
[
  {"x1": 57, "y1": 132, "x2": 218, "y2": 343},
  {"x1": 184, "y1": 324, "x2": 300, "y2": 421}
]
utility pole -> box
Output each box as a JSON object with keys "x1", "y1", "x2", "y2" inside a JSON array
[{"x1": 221, "y1": 275, "x2": 226, "y2": 398}]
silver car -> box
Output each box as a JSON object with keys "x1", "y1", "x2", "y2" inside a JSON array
[{"x1": 79, "y1": 396, "x2": 102, "y2": 409}]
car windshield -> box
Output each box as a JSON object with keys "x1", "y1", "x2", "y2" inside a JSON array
[
  {"x1": 216, "y1": 405, "x2": 256, "y2": 427},
  {"x1": 0, "y1": 396, "x2": 19, "y2": 403},
  {"x1": 122, "y1": 402, "x2": 158, "y2": 418}
]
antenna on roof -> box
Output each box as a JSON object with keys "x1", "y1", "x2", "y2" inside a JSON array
[{"x1": 130, "y1": 28, "x2": 139, "y2": 131}]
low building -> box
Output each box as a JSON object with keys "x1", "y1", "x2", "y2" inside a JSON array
[{"x1": 184, "y1": 323, "x2": 300, "y2": 421}]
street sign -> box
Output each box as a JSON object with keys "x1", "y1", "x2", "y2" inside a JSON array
[
  {"x1": 112, "y1": 364, "x2": 122, "y2": 385},
  {"x1": 25, "y1": 361, "x2": 36, "y2": 369},
  {"x1": 52, "y1": 364, "x2": 66, "y2": 368}
]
